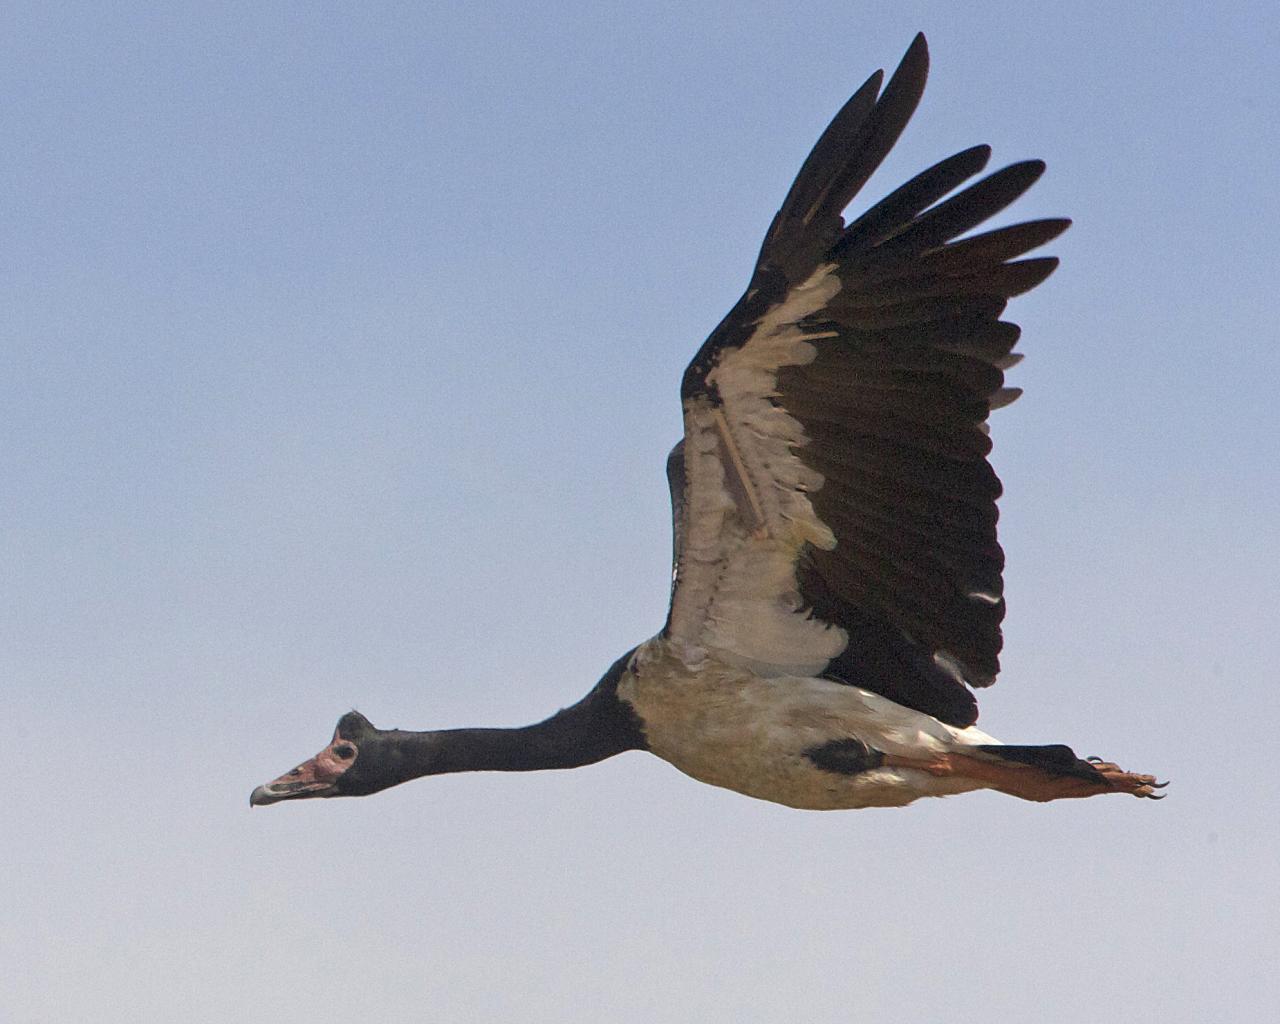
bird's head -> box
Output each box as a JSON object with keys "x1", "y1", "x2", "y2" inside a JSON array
[{"x1": 250, "y1": 710, "x2": 402, "y2": 806}]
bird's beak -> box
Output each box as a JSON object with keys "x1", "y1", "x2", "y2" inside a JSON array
[{"x1": 250, "y1": 745, "x2": 344, "y2": 806}]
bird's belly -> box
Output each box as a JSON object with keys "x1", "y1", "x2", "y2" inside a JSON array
[{"x1": 618, "y1": 653, "x2": 990, "y2": 809}]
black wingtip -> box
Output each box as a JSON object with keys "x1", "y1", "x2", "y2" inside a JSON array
[
  {"x1": 886, "y1": 32, "x2": 930, "y2": 102},
  {"x1": 757, "y1": 32, "x2": 933, "y2": 274},
  {"x1": 856, "y1": 68, "x2": 886, "y2": 104},
  {"x1": 1041, "y1": 216, "x2": 1073, "y2": 240},
  {"x1": 875, "y1": 33, "x2": 928, "y2": 85},
  {"x1": 898, "y1": 33, "x2": 930, "y2": 84},
  {"x1": 1015, "y1": 158, "x2": 1048, "y2": 184},
  {"x1": 1003, "y1": 256, "x2": 1061, "y2": 296}
]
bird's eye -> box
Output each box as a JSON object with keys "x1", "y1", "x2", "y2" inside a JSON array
[{"x1": 333, "y1": 744, "x2": 355, "y2": 759}]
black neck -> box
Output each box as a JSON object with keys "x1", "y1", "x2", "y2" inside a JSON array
[
  {"x1": 363, "y1": 665, "x2": 646, "y2": 791},
  {"x1": 425, "y1": 714, "x2": 625, "y2": 775}
]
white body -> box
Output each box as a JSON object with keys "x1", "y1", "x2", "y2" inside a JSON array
[{"x1": 619, "y1": 637, "x2": 1001, "y2": 809}]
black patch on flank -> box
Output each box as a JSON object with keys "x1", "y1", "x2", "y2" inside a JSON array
[
  {"x1": 976, "y1": 743, "x2": 1102, "y2": 781},
  {"x1": 805, "y1": 737, "x2": 885, "y2": 776}
]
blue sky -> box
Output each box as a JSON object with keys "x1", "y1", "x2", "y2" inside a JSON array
[{"x1": 4, "y1": 3, "x2": 1277, "y2": 1022}]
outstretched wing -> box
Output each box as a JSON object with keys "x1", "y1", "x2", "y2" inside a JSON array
[{"x1": 663, "y1": 34, "x2": 1068, "y2": 727}]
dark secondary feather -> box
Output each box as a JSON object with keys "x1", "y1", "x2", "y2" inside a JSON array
[{"x1": 672, "y1": 34, "x2": 1067, "y2": 727}]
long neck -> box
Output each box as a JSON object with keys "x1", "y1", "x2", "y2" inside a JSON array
[
  {"x1": 374, "y1": 678, "x2": 645, "y2": 787},
  {"x1": 428, "y1": 717, "x2": 623, "y2": 775}
]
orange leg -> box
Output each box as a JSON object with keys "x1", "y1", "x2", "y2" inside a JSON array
[{"x1": 884, "y1": 752, "x2": 1166, "y2": 803}]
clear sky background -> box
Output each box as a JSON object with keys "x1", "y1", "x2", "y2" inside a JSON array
[{"x1": 4, "y1": 3, "x2": 1277, "y2": 1022}]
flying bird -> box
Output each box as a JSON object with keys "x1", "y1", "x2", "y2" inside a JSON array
[{"x1": 252, "y1": 35, "x2": 1162, "y2": 811}]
